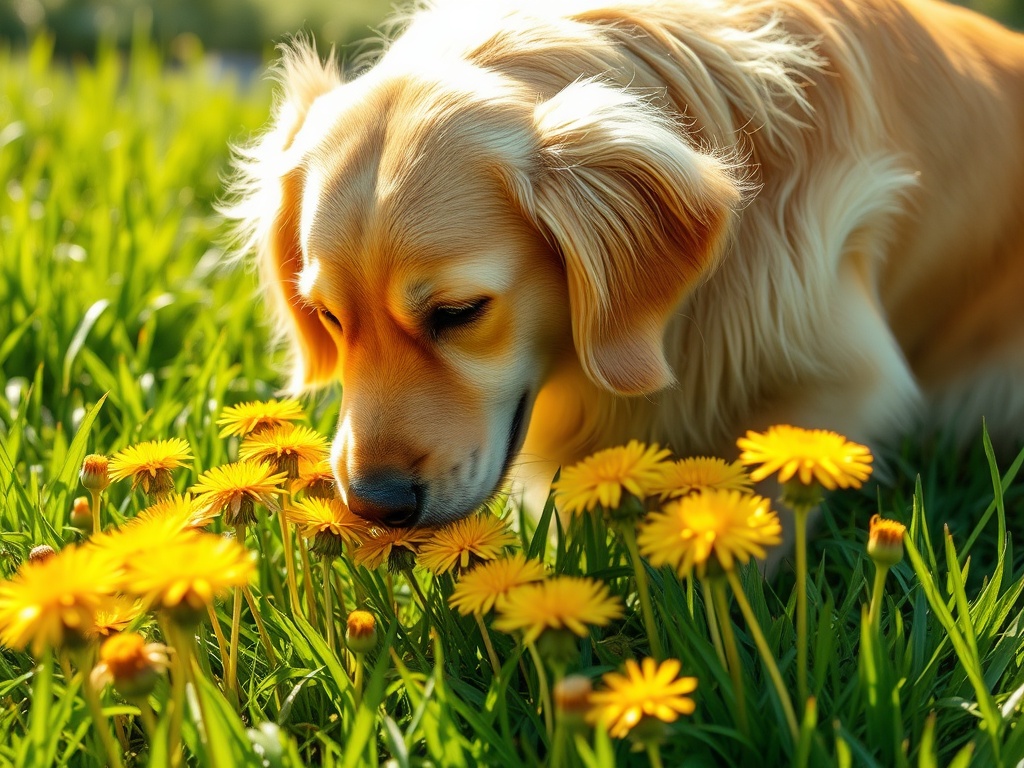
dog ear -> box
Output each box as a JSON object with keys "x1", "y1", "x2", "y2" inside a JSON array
[
  {"x1": 226, "y1": 41, "x2": 342, "y2": 390},
  {"x1": 529, "y1": 81, "x2": 745, "y2": 395}
]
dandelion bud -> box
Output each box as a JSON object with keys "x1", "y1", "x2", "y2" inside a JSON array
[
  {"x1": 80, "y1": 454, "x2": 110, "y2": 493},
  {"x1": 70, "y1": 496, "x2": 92, "y2": 532},
  {"x1": 346, "y1": 610, "x2": 378, "y2": 654},
  {"x1": 28, "y1": 544, "x2": 56, "y2": 565},
  {"x1": 867, "y1": 514, "x2": 906, "y2": 568},
  {"x1": 91, "y1": 632, "x2": 169, "y2": 699},
  {"x1": 554, "y1": 674, "x2": 593, "y2": 728}
]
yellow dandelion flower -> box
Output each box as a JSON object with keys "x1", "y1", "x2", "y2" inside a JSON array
[
  {"x1": 89, "y1": 502, "x2": 200, "y2": 569},
  {"x1": 449, "y1": 553, "x2": 547, "y2": 615},
  {"x1": 291, "y1": 459, "x2": 337, "y2": 500},
  {"x1": 493, "y1": 576, "x2": 624, "y2": 643},
  {"x1": 0, "y1": 545, "x2": 120, "y2": 653},
  {"x1": 638, "y1": 489, "x2": 782, "y2": 578},
  {"x1": 737, "y1": 425, "x2": 873, "y2": 491},
  {"x1": 417, "y1": 514, "x2": 519, "y2": 575},
  {"x1": 351, "y1": 526, "x2": 433, "y2": 572},
  {"x1": 217, "y1": 398, "x2": 306, "y2": 438},
  {"x1": 91, "y1": 595, "x2": 145, "y2": 639},
  {"x1": 554, "y1": 441, "x2": 671, "y2": 516},
  {"x1": 108, "y1": 438, "x2": 193, "y2": 496},
  {"x1": 91, "y1": 632, "x2": 170, "y2": 699},
  {"x1": 867, "y1": 514, "x2": 906, "y2": 567},
  {"x1": 190, "y1": 460, "x2": 287, "y2": 526},
  {"x1": 122, "y1": 533, "x2": 254, "y2": 625},
  {"x1": 289, "y1": 497, "x2": 368, "y2": 558},
  {"x1": 239, "y1": 424, "x2": 329, "y2": 480},
  {"x1": 653, "y1": 457, "x2": 752, "y2": 499},
  {"x1": 134, "y1": 493, "x2": 219, "y2": 530},
  {"x1": 588, "y1": 657, "x2": 697, "y2": 739}
]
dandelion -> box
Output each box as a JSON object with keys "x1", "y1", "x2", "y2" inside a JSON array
[
  {"x1": 81, "y1": 453, "x2": 111, "y2": 533},
  {"x1": 108, "y1": 438, "x2": 193, "y2": 498},
  {"x1": 555, "y1": 674, "x2": 594, "y2": 724},
  {"x1": 346, "y1": 610, "x2": 378, "y2": 707},
  {"x1": 91, "y1": 595, "x2": 145, "y2": 639},
  {"x1": 867, "y1": 515, "x2": 907, "y2": 629},
  {"x1": 417, "y1": 514, "x2": 519, "y2": 575},
  {"x1": 0, "y1": 545, "x2": 119, "y2": 654},
  {"x1": 122, "y1": 532, "x2": 254, "y2": 627},
  {"x1": 737, "y1": 425, "x2": 873, "y2": 494},
  {"x1": 190, "y1": 460, "x2": 287, "y2": 527},
  {"x1": 292, "y1": 459, "x2": 337, "y2": 500},
  {"x1": 638, "y1": 490, "x2": 782, "y2": 578},
  {"x1": 738, "y1": 425, "x2": 873, "y2": 704},
  {"x1": 217, "y1": 398, "x2": 306, "y2": 438},
  {"x1": 28, "y1": 545, "x2": 56, "y2": 565},
  {"x1": 553, "y1": 441, "x2": 671, "y2": 518},
  {"x1": 132, "y1": 493, "x2": 219, "y2": 531},
  {"x1": 652, "y1": 456, "x2": 752, "y2": 499},
  {"x1": 91, "y1": 632, "x2": 170, "y2": 700},
  {"x1": 70, "y1": 495, "x2": 92, "y2": 532},
  {"x1": 449, "y1": 553, "x2": 547, "y2": 616},
  {"x1": 352, "y1": 525, "x2": 433, "y2": 572},
  {"x1": 238, "y1": 424, "x2": 329, "y2": 480},
  {"x1": 588, "y1": 657, "x2": 697, "y2": 761},
  {"x1": 89, "y1": 504, "x2": 200, "y2": 571},
  {"x1": 289, "y1": 497, "x2": 368, "y2": 559},
  {"x1": 494, "y1": 576, "x2": 624, "y2": 645}
]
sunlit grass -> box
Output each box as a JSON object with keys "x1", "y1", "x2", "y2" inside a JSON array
[{"x1": 2, "y1": 36, "x2": 1024, "y2": 768}]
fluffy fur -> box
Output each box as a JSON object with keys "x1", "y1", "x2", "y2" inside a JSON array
[{"x1": 226, "y1": 0, "x2": 1024, "y2": 527}]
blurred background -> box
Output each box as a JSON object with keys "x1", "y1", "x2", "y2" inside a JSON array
[{"x1": 0, "y1": 0, "x2": 1021, "y2": 59}]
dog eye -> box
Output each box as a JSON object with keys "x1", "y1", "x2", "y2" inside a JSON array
[
  {"x1": 318, "y1": 307, "x2": 342, "y2": 329},
  {"x1": 429, "y1": 298, "x2": 490, "y2": 334}
]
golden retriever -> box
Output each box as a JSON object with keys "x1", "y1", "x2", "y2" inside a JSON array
[{"x1": 227, "y1": 0, "x2": 1024, "y2": 528}]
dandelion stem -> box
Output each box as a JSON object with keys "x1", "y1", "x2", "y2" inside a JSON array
[
  {"x1": 646, "y1": 742, "x2": 665, "y2": 768},
  {"x1": 701, "y1": 578, "x2": 727, "y2": 669},
  {"x1": 724, "y1": 569, "x2": 798, "y2": 744},
  {"x1": 166, "y1": 622, "x2": 192, "y2": 768},
  {"x1": 402, "y1": 567, "x2": 436, "y2": 625},
  {"x1": 353, "y1": 652, "x2": 365, "y2": 709},
  {"x1": 709, "y1": 578, "x2": 749, "y2": 735},
  {"x1": 89, "y1": 489, "x2": 102, "y2": 534},
  {"x1": 298, "y1": 535, "x2": 320, "y2": 629},
  {"x1": 227, "y1": 523, "x2": 247, "y2": 705},
  {"x1": 205, "y1": 604, "x2": 230, "y2": 681},
  {"x1": 793, "y1": 503, "x2": 811, "y2": 705},
  {"x1": 134, "y1": 697, "x2": 159, "y2": 740},
  {"x1": 618, "y1": 521, "x2": 665, "y2": 660},
  {"x1": 242, "y1": 586, "x2": 277, "y2": 668},
  {"x1": 277, "y1": 495, "x2": 303, "y2": 617},
  {"x1": 323, "y1": 559, "x2": 336, "y2": 654},
  {"x1": 868, "y1": 563, "x2": 890, "y2": 630},
  {"x1": 526, "y1": 641, "x2": 554, "y2": 739},
  {"x1": 332, "y1": 568, "x2": 348, "y2": 619},
  {"x1": 77, "y1": 650, "x2": 124, "y2": 768},
  {"x1": 474, "y1": 612, "x2": 502, "y2": 678},
  {"x1": 256, "y1": 523, "x2": 285, "y2": 608}
]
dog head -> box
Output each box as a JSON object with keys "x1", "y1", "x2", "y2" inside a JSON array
[{"x1": 230, "y1": 41, "x2": 743, "y2": 527}]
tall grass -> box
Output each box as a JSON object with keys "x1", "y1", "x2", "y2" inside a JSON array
[{"x1": 2, "y1": 36, "x2": 1024, "y2": 767}]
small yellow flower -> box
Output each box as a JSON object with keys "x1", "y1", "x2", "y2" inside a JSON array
[
  {"x1": 588, "y1": 657, "x2": 697, "y2": 739},
  {"x1": 121, "y1": 533, "x2": 255, "y2": 625},
  {"x1": 0, "y1": 545, "x2": 120, "y2": 654},
  {"x1": 91, "y1": 632, "x2": 170, "y2": 699},
  {"x1": 867, "y1": 514, "x2": 906, "y2": 567},
  {"x1": 352, "y1": 526, "x2": 433, "y2": 572},
  {"x1": 653, "y1": 457, "x2": 752, "y2": 499},
  {"x1": 638, "y1": 489, "x2": 782, "y2": 577},
  {"x1": 449, "y1": 553, "x2": 547, "y2": 615},
  {"x1": 217, "y1": 398, "x2": 306, "y2": 438},
  {"x1": 346, "y1": 610, "x2": 378, "y2": 654},
  {"x1": 89, "y1": 500, "x2": 201, "y2": 569},
  {"x1": 292, "y1": 459, "x2": 337, "y2": 500},
  {"x1": 80, "y1": 454, "x2": 110, "y2": 493},
  {"x1": 737, "y1": 425, "x2": 873, "y2": 491},
  {"x1": 493, "y1": 576, "x2": 624, "y2": 643},
  {"x1": 417, "y1": 514, "x2": 519, "y2": 575},
  {"x1": 133, "y1": 493, "x2": 219, "y2": 531},
  {"x1": 90, "y1": 595, "x2": 146, "y2": 639},
  {"x1": 554, "y1": 441, "x2": 671, "y2": 516},
  {"x1": 108, "y1": 438, "x2": 193, "y2": 496},
  {"x1": 239, "y1": 424, "x2": 329, "y2": 480},
  {"x1": 288, "y1": 497, "x2": 368, "y2": 558},
  {"x1": 190, "y1": 460, "x2": 287, "y2": 527}
]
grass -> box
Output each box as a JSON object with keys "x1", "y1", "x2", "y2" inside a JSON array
[{"x1": 2, "y1": 33, "x2": 1024, "y2": 768}]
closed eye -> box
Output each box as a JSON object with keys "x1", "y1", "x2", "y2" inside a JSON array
[
  {"x1": 318, "y1": 307, "x2": 342, "y2": 329},
  {"x1": 429, "y1": 298, "x2": 491, "y2": 335}
]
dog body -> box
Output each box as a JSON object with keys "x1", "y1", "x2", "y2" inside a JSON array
[{"x1": 230, "y1": 0, "x2": 1024, "y2": 527}]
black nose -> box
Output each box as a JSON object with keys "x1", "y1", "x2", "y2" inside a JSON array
[{"x1": 347, "y1": 472, "x2": 421, "y2": 527}]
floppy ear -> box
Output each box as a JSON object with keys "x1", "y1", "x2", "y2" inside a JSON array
[
  {"x1": 225, "y1": 41, "x2": 342, "y2": 390},
  {"x1": 529, "y1": 81, "x2": 745, "y2": 395}
]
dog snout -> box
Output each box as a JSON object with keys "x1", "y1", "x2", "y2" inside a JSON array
[{"x1": 347, "y1": 471, "x2": 422, "y2": 527}]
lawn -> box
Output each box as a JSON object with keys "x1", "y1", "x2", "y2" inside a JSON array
[{"x1": 2, "y1": 31, "x2": 1024, "y2": 768}]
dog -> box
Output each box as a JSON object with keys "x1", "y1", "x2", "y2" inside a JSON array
[{"x1": 226, "y1": 0, "x2": 1024, "y2": 530}]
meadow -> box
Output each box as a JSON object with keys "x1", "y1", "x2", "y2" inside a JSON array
[{"x1": 2, "y1": 31, "x2": 1024, "y2": 768}]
